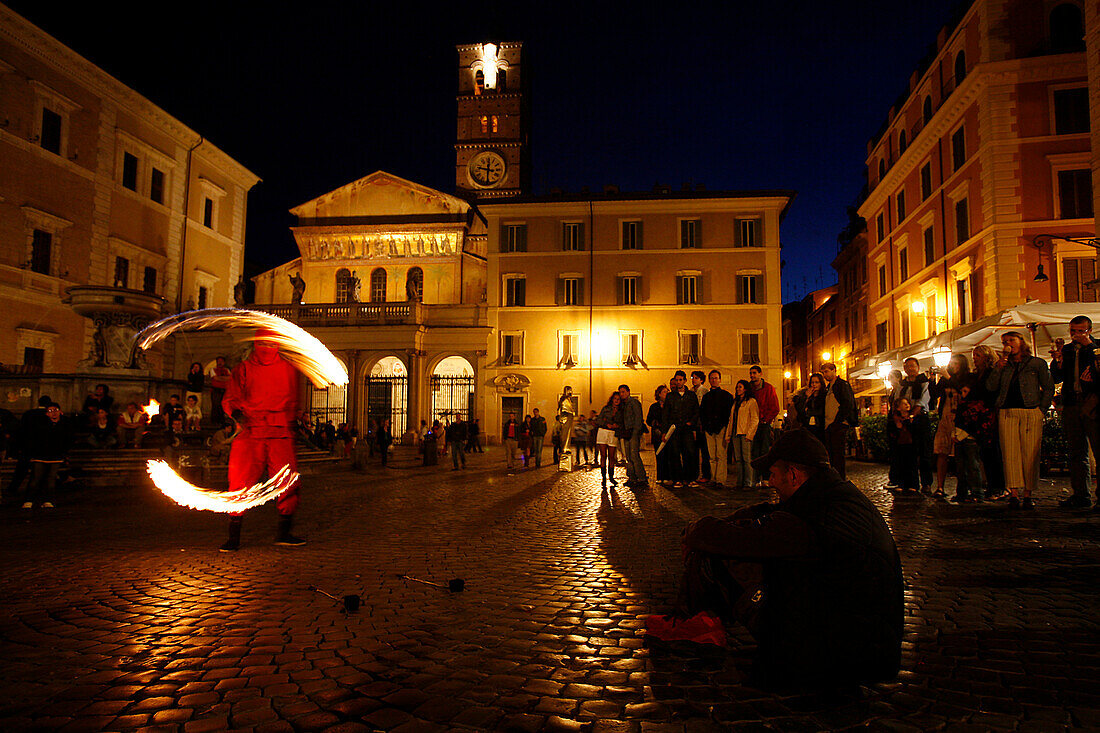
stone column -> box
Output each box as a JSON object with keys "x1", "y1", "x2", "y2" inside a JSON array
[{"x1": 345, "y1": 349, "x2": 361, "y2": 430}]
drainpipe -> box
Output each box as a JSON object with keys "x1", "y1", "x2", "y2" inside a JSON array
[
  {"x1": 588, "y1": 198, "x2": 595, "y2": 408},
  {"x1": 175, "y1": 135, "x2": 204, "y2": 313}
]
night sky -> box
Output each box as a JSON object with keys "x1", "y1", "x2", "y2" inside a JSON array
[{"x1": 10, "y1": 0, "x2": 961, "y2": 302}]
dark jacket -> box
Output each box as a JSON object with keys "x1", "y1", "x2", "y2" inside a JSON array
[
  {"x1": 793, "y1": 389, "x2": 826, "y2": 432},
  {"x1": 645, "y1": 402, "x2": 665, "y2": 446},
  {"x1": 26, "y1": 415, "x2": 74, "y2": 462},
  {"x1": 446, "y1": 420, "x2": 467, "y2": 443},
  {"x1": 1050, "y1": 338, "x2": 1100, "y2": 407},
  {"x1": 662, "y1": 388, "x2": 699, "y2": 430},
  {"x1": 596, "y1": 403, "x2": 623, "y2": 432},
  {"x1": 529, "y1": 415, "x2": 547, "y2": 438},
  {"x1": 700, "y1": 387, "x2": 734, "y2": 435},
  {"x1": 685, "y1": 466, "x2": 903, "y2": 688},
  {"x1": 987, "y1": 356, "x2": 1054, "y2": 411},
  {"x1": 825, "y1": 376, "x2": 858, "y2": 428},
  {"x1": 502, "y1": 419, "x2": 520, "y2": 441},
  {"x1": 621, "y1": 396, "x2": 645, "y2": 439}
]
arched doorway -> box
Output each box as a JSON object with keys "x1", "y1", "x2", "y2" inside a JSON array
[
  {"x1": 431, "y1": 355, "x2": 475, "y2": 423},
  {"x1": 366, "y1": 356, "x2": 407, "y2": 435}
]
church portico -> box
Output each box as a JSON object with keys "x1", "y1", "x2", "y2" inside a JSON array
[{"x1": 247, "y1": 171, "x2": 492, "y2": 441}]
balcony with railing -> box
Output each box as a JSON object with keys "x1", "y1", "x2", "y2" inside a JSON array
[{"x1": 249, "y1": 301, "x2": 487, "y2": 328}]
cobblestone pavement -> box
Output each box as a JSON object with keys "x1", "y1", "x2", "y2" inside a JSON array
[{"x1": 1, "y1": 448, "x2": 1099, "y2": 732}]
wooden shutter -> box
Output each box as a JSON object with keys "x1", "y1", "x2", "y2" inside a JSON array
[
  {"x1": 636, "y1": 221, "x2": 643, "y2": 250},
  {"x1": 1065, "y1": 259, "x2": 1080, "y2": 303}
]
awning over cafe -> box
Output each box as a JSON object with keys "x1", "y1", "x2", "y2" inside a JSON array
[{"x1": 849, "y1": 302, "x2": 1100, "y2": 379}]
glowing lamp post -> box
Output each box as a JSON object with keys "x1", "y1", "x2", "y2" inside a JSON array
[
  {"x1": 821, "y1": 351, "x2": 832, "y2": 362},
  {"x1": 933, "y1": 347, "x2": 952, "y2": 369}
]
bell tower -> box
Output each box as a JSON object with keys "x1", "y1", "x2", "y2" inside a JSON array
[{"x1": 455, "y1": 42, "x2": 529, "y2": 199}]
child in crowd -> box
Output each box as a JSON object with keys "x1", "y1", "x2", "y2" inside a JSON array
[
  {"x1": 184, "y1": 394, "x2": 202, "y2": 431},
  {"x1": 886, "y1": 398, "x2": 921, "y2": 493},
  {"x1": 953, "y1": 376, "x2": 995, "y2": 503}
]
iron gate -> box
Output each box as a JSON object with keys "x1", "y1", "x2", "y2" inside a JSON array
[
  {"x1": 431, "y1": 374, "x2": 475, "y2": 424},
  {"x1": 366, "y1": 375, "x2": 407, "y2": 435},
  {"x1": 307, "y1": 383, "x2": 347, "y2": 426}
]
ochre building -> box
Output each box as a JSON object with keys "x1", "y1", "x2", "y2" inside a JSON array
[{"x1": 0, "y1": 4, "x2": 258, "y2": 411}]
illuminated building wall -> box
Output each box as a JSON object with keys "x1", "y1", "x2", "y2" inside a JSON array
[
  {"x1": 858, "y1": 0, "x2": 1092, "y2": 365},
  {"x1": 479, "y1": 190, "x2": 791, "y2": 440},
  {"x1": 0, "y1": 5, "x2": 258, "y2": 388}
]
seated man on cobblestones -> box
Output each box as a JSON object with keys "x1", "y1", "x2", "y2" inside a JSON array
[{"x1": 674, "y1": 429, "x2": 903, "y2": 690}]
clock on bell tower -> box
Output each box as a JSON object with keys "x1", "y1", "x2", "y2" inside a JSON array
[{"x1": 455, "y1": 41, "x2": 530, "y2": 199}]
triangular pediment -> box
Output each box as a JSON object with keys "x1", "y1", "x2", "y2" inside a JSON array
[{"x1": 290, "y1": 171, "x2": 470, "y2": 219}]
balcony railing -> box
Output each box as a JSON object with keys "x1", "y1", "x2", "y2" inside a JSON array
[{"x1": 251, "y1": 302, "x2": 420, "y2": 325}]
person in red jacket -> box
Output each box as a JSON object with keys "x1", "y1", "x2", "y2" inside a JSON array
[
  {"x1": 219, "y1": 330, "x2": 305, "y2": 551},
  {"x1": 748, "y1": 365, "x2": 780, "y2": 486}
]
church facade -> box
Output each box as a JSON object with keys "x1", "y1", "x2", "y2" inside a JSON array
[{"x1": 244, "y1": 41, "x2": 791, "y2": 442}]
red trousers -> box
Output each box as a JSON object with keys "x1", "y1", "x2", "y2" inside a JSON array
[{"x1": 228, "y1": 436, "x2": 299, "y2": 516}]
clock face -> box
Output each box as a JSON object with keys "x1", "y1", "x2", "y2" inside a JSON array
[{"x1": 468, "y1": 151, "x2": 506, "y2": 188}]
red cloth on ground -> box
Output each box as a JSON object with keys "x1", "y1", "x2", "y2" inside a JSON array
[{"x1": 644, "y1": 612, "x2": 726, "y2": 646}]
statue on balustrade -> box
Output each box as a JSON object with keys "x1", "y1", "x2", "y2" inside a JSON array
[
  {"x1": 289, "y1": 272, "x2": 306, "y2": 304},
  {"x1": 349, "y1": 271, "x2": 362, "y2": 302},
  {"x1": 234, "y1": 276, "x2": 248, "y2": 308}
]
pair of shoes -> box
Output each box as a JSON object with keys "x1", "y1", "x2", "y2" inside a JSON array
[
  {"x1": 932, "y1": 489, "x2": 946, "y2": 499},
  {"x1": 1008, "y1": 495, "x2": 1021, "y2": 509},
  {"x1": 1058, "y1": 495, "x2": 1092, "y2": 509},
  {"x1": 687, "y1": 481, "x2": 702, "y2": 488},
  {"x1": 1022, "y1": 497, "x2": 1035, "y2": 510},
  {"x1": 41, "y1": 502, "x2": 54, "y2": 509},
  {"x1": 21, "y1": 502, "x2": 32, "y2": 509},
  {"x1": 219, "y1": 537, "x2": 240, "y2": 552}
]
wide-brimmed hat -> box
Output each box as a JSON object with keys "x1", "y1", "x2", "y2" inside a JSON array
[{"x1": 750, "y1": 429, "x2": 831, "y2": 474}]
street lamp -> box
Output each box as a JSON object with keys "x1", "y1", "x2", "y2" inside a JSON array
[
  {"x1": 933, "y1": 346, "x2": 952, "y2": 368},
  {"x1": 783, "y1": 370, "x2": 792, "y2": 379},
  {"x1": 1032, "y1": 234, "x2": 1100, "y2": 284},
  {"x1": 876, "y1": 361, "x2": 892, "y2": 378},
  {"x1": 821, "y1": 350, "x2": 832, "y2": 362}
]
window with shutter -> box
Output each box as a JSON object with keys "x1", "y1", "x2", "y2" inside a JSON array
[
  {"x1": 920, "y1": 164, "x2": 932, "y2": 200},
  {"x1": 955, "y1": 198, "x2": 969, "y2": 245},
  {"x1": 1057, "y1": 169, "x2": 1093, "y2": 219},
  {"x1": 680, "y1": 219, "x2": 700, "y2": 248},
  {"x1": 502, "y1": 224, "x2": 527, "y2": 252},
  {"x1": 122, "y1": 152, "x2": 139, "y2": 191},
  {"x1": 1053, "y1": 88, "x2": 1089, "y2": 134},
  {"x1": 621, "y1": 276, "x2": 637, "y2": 305},
  {"x1": 114, "y1": 256, "x2": 129, "y2": 288},
  {"x1": 952, "y1": 126, "x2": 966, "y2": 171},
  {"x1": 735, "y1": 218, "x2": 761, "y2": 247},
  {"x1": 923, "y1": 227, "x2": 935, "y2": 268},
  {"x1": 876, "y1": 321, "x2": 888, "y2": 352},
  {"x1": 741, "y1": 333, "x2": 760, "y2": 364},
  {"x1": 1063, "y1": 258, "x2": 1100, "y2": 303},
  {"x1": 622, "y1": 221, "x2": 642, "y2": 249},
  {"x1": 30, "y1": 229, "x2": 51, "y2": 275},
  {"x1": 679, "y1": 332, "x2": 701, "y2": 364},
  {"x1": 505, "y1": 277, "x2": 526, "y2": 306},
  {"x1": 563, "y1": 222, "x2": 584, "y2": 251}
]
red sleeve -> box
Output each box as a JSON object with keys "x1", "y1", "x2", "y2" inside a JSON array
[
  {"x1": 222, "y1": 362, "x2": 248, "y2": 417},
  {"x1": 759, "y1": 385, "x2": 780, "y2": 424}
]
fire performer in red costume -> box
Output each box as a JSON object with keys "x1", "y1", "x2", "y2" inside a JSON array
[{"x1": 219, "y1": 329, "x2": 306, "y2": 551}]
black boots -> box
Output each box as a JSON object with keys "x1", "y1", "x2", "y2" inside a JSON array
[
  {"x1": 220, "y1": 515, "x2": 306, "y2": 551},
  {"x1": 275, "y1": 515, "x2": 306, "y2": 546},
  {"x1": 219, "y1": 517, "x2": 242, "y2": 552}
]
